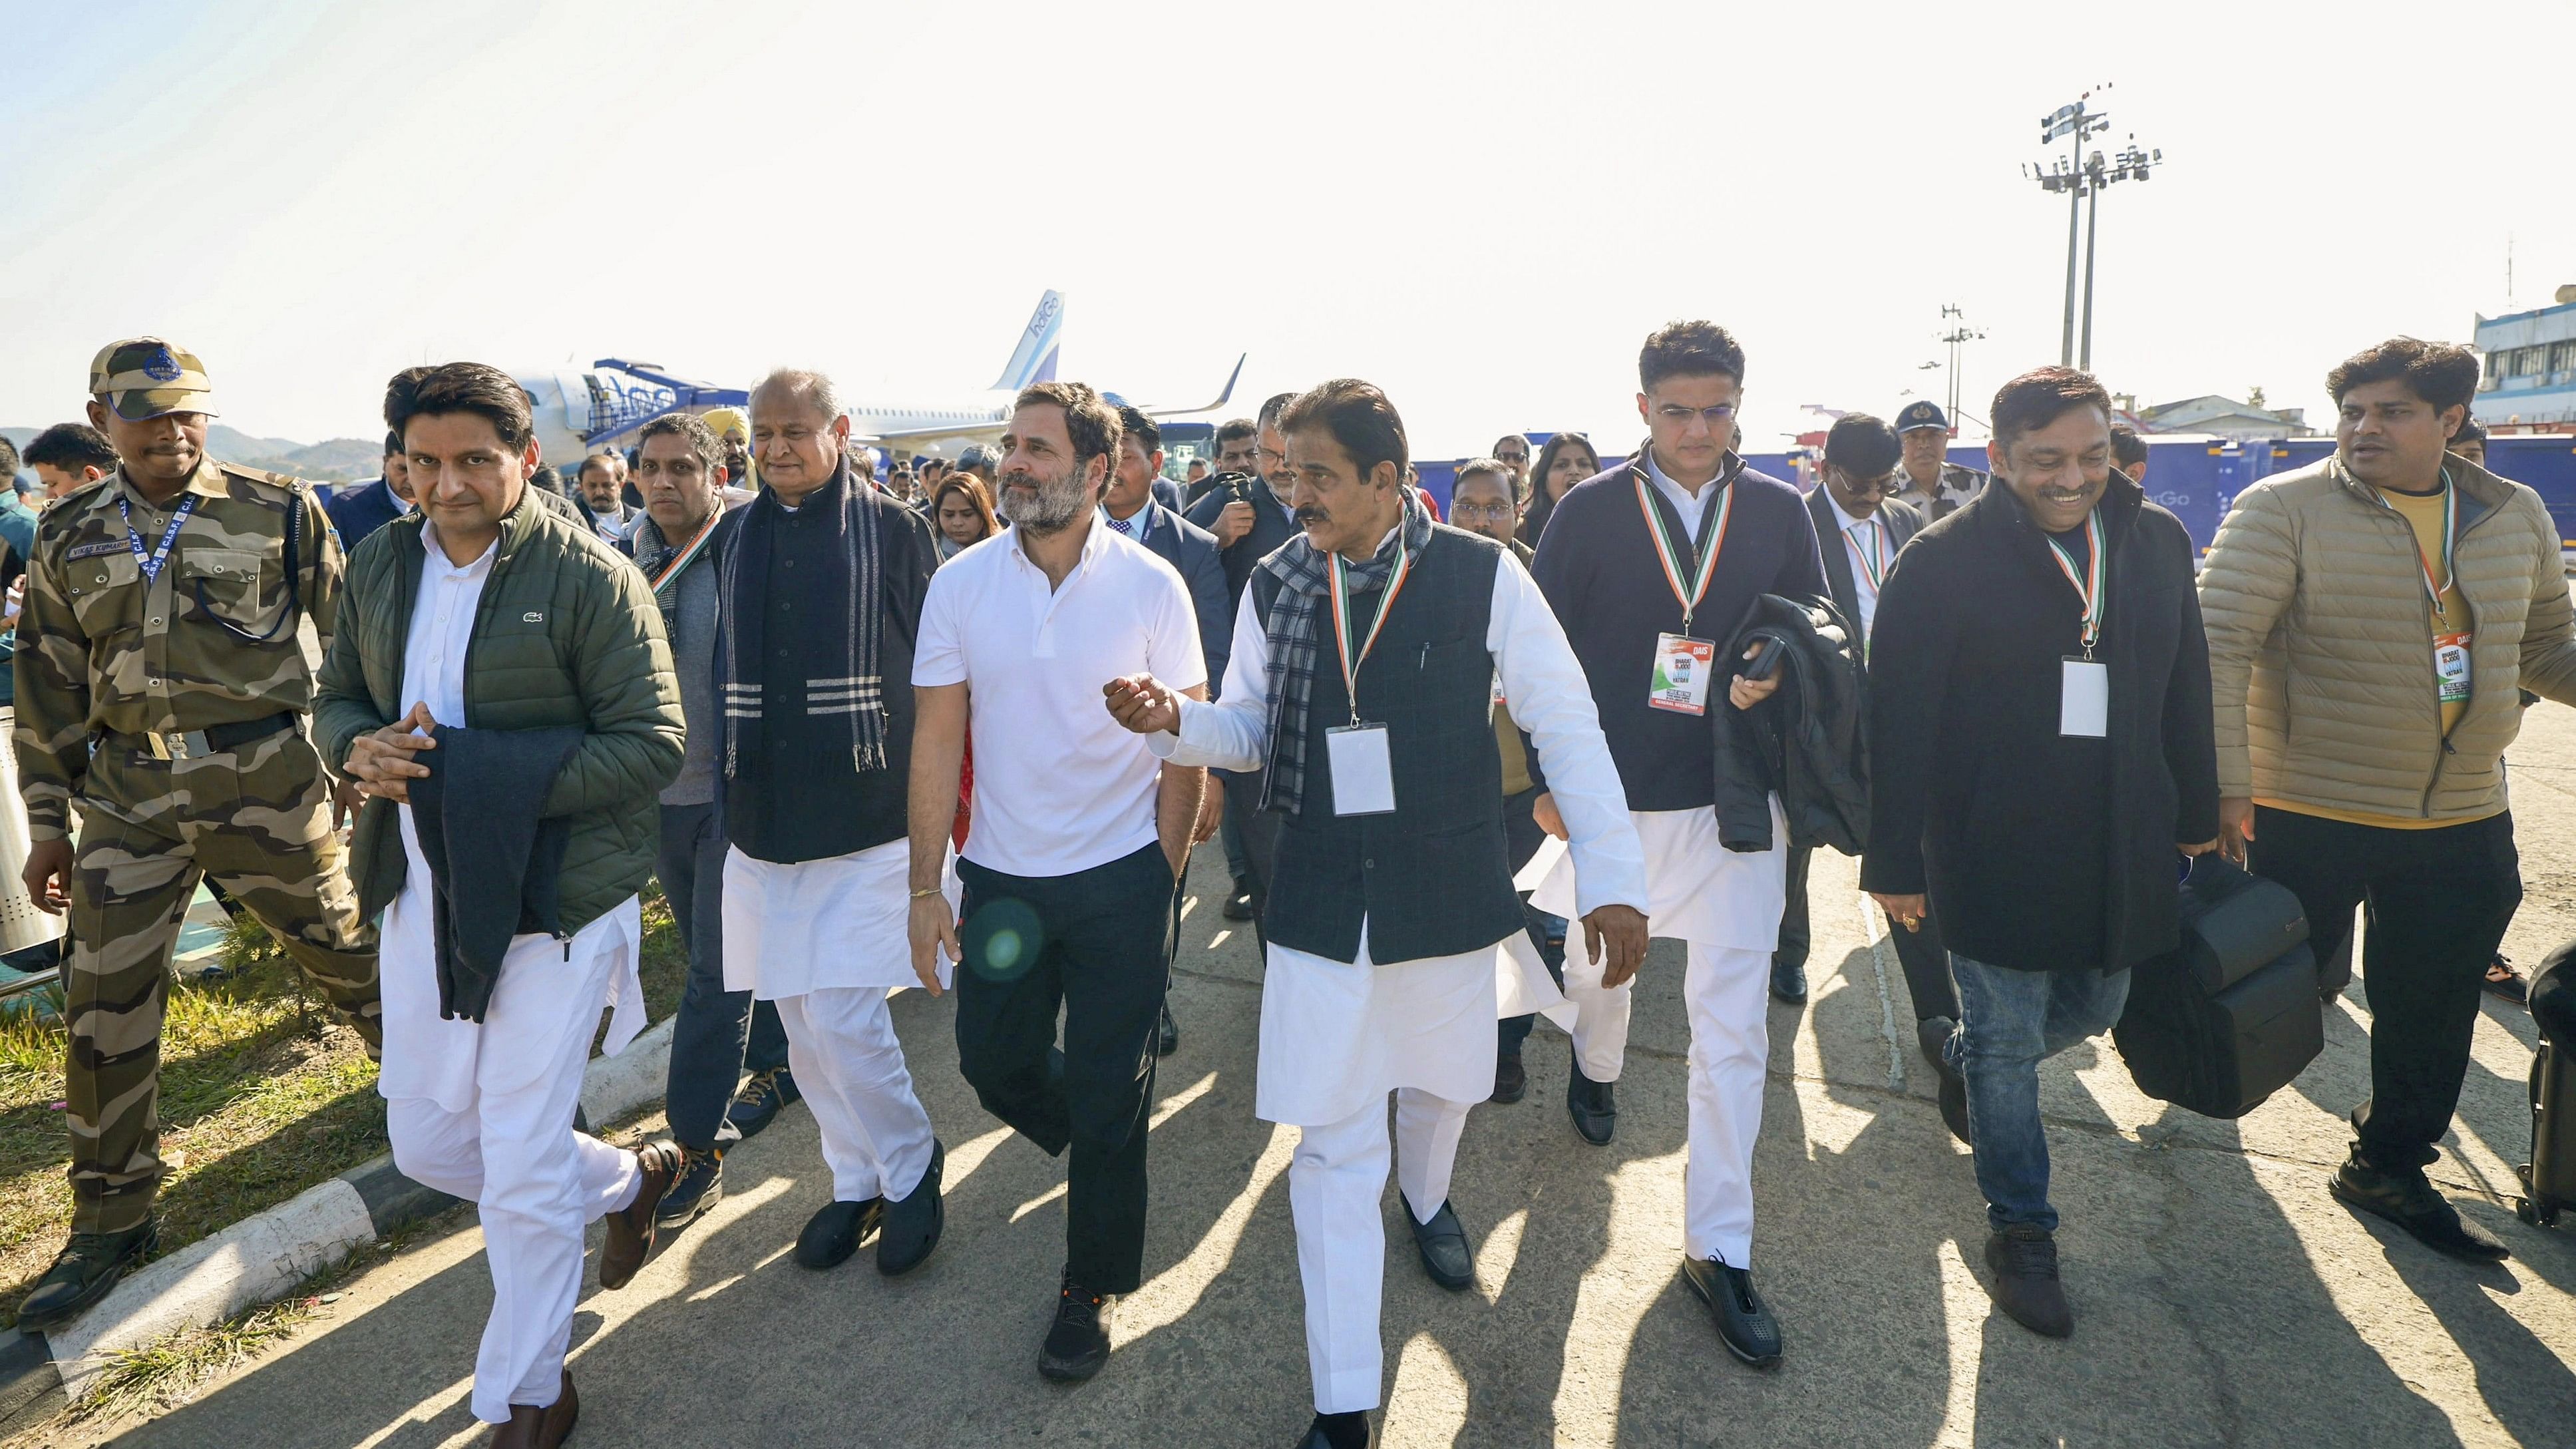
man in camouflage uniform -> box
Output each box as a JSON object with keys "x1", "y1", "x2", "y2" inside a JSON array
[{"x1": 11, "y1": 338, "x2": 379, "y2": 1331}]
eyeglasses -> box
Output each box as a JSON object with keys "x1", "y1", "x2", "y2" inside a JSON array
[
  {"x1": 1495, "y1": 451, "x2": 1529, "y2": 464},
  {"x1": 1656, "y1": 404, "x2": 1738, "y2": 425},
  {"x1": 1449, "y1": 501, "x2": 1517, "y2": 522},
  {"x1": 1254, "y1": 447, "x2": 1288, "y2": 467}
]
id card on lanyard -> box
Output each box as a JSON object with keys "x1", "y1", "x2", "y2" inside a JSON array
[
  {"x1": 2388, "y1": 477, "x2": 2473, "y2": 708},
  {"x1": 1326, "y1": 541, "x2": 1413, "y2": 815},
  {"x1": 1636, "y1": 471, "x2": 1732, "y2": 715},
  {"x1": 117, "y1": 495, "x2": 196, "y2": 586},
  {"x1": 2047, "y1": 509, "x2": 2108, "y2": 738}
]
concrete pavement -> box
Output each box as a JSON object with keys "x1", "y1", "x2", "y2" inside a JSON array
[{"x1": 50, "y1": 709, "x2": 2576, "y2": 1448}]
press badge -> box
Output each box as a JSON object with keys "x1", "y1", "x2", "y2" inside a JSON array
[
  {"x1": 1649, "y1": 632, "x2": 1717, "y2": 715},
  {"x1": 2060, "y1": 657, "x2": 2109, "y2": 737},
  {"x1": 1326, "y1": 723, "x2": 1397, "y2": 815},
  {"x1": 2435, "y1": 631, "x2": 2473, "y2": 704}
]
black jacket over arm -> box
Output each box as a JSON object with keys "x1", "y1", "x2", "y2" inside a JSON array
[{"x1": 1859, "y1": 475, "x2": 2219, "y2": 974}]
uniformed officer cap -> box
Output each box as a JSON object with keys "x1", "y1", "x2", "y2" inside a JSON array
[
  {"x1": 89, "y1": 337, "x2": 219, "y2": 422},
  {"x1": 1893, "y1": 400, "x2": 1949, "y2": 434}
]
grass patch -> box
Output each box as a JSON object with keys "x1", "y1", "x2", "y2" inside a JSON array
[{"x1": 0, "y1": 887, "x2": 684, "y2": 1333}]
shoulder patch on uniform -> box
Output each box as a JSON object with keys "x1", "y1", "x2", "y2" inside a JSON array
[
  {"x1": 64, "y1": 540, "x2": 125, "y2": 560},
  {"x1": 217, "y1": 461, "x2": 301, "y2": 493}
]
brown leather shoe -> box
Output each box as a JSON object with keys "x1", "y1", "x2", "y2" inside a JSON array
[
  {"x1": 599, "y1": 1141, "x2": 681, "y2": 1289},
  {"x1": 486, "y1": 1368, "x2": 578, "y2": 1446}
]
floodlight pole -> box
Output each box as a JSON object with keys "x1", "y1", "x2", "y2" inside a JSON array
[{"x1": 2080, "y1": 161, "x2": 2102, "y2": 370}]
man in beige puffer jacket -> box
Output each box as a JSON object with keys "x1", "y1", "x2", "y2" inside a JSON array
[{"x1": 2201, "y1": 337, "x2": 2576, "y2": 1265}]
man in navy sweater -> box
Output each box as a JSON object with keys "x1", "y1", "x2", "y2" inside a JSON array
[{"x1": 1527, "y1": 320, "x2": 1825, "y2": 1369}]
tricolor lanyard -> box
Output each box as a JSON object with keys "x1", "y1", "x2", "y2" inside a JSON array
[
  {"x1": 2044, "y1": 509, "x2": 2106, "y2": 658},
  {"x1": 647, "y1": 512, "x2": 724, "y2": 603},
  {"x1": 2383, "y1": 472, "x2": 2458, "y2": 624},
  {"x1": 1845, "y1": 519, "x2": 1887, "y2": 591},
  {"x1": 1632, "y1": 470, "x2": 1733, "y2": 636},
  {"x1": 1328, "y1": 541, "x2": 1415, "y2": 726},
  {"x1": 117, "y1": 495, "x2": 195, "y2": 584}
]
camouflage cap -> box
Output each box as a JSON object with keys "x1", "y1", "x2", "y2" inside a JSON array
[{"x1": 88, "y1": 337, "x2": 218, "y2": 422}]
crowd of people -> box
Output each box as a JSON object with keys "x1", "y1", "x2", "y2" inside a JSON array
[{"x1": 0, "y1": 319, "x2": 2567, "y2": 1448}]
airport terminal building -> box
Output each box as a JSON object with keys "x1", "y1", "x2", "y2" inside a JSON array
[{"x1": 2476, "y1": 288, "x2": 2576, "y2": 429}]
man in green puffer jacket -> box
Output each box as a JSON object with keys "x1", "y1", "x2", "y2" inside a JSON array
[
  {"x1": 317, "y1": 361, "x2": 685, "y2": 1444},
  {"x1": 2201, "y1": 336, "x2": 2576, "y2": 1269}
]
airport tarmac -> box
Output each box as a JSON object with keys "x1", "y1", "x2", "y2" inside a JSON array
[{"x1": 38, "y1": 710, "x2": 2576, "y2": 1448}]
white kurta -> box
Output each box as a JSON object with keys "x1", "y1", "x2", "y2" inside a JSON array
[
  {"x1": 1151, "y1": 540, "x2": 1648, "y2": 1119},
  {"x1": 719, "y1": 839, "x2": 959, "y2": 998}
]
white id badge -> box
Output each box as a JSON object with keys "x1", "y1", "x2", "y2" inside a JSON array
[
  {"x1": 1326, "y1": 723, "x2": 1397, "y2": 815},
  {"x1": 1649, "y1": 632, "x2": 1718, "y2": 715},
  {"x1": 2060, "y1": 657, "x2": 2109, "y2": 737}
]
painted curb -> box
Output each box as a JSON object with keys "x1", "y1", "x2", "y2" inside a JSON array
[{"x1": 0, "y1": 1015, "x2": 675, "y2": 1429}]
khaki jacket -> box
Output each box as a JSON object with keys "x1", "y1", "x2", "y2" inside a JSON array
[{"x1": 2199, "y1": 454, "x2": 2576, "y2": 821}]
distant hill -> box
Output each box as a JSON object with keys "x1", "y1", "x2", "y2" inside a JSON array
[{"x1": 1, "y1": 423, "x2": 380, "y2": 483}]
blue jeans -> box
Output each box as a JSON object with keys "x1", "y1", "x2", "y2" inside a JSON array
[
  {"x1": 1945, "y1": 955, "x2": 2129, "y2": 1233},
  {"x1": 658, "y1": 803, "x2": 790, "y2": 1151}
]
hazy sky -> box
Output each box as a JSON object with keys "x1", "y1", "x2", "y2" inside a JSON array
[{"x1": 7, "y1": 0, "x2": 2573, "y2": 457}]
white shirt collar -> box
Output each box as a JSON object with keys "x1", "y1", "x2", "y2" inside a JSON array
[
  {"x1": 1012, "y1": 511, "x2": 1107, "y2": 572},
  {"x1": 420, "y1": 524, "x2": 499, "y2": 579}
]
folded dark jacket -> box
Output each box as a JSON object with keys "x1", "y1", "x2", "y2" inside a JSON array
[
  {"x1": 410, "y1": 724, "x2": 587, "y2": 1023},
  {"x1": 1717, "y1": 592, "x2": 1869, "y2": 855}
]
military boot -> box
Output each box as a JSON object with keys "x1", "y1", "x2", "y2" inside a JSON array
[{"x1": 18, "y1": 1219, "x2": 159, "y2": 1332}]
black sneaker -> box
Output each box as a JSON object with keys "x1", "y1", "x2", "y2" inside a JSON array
[
  {"x1": 655, "y1": 1145, "x2": 725, "y2": 1231},
  {"x1": 1937, "y1": 1057, "x2": 1972, "y2": 1147},
  {"x1": 1222, "y1": 885, "x2": 1255, "y2": 921},
  {"x1": 1984, "y1": 1225, "x2": 2074, "y2": 1338},
  {"x1": 1156, "y1": 1004, "x2": 1180, "y2": 1058},
  {"x1": 1038, "y1": 1270, "x2": 1116, "y2": 1382},
  {"x1": 877, "y1": 1140, "x2": 945, "y2": 1277},
  {"x1": 2330, "y1": 1151, "x2": 2510, "y2": 1263},
  {"x1": 1294, "y1": 1410, "x2": 1379, "y2": 1448},
  {"x1": 1679, "y1": 1253, "x2": 1783, "y2": 1367},
  {"x1": 1491, "y1": 1052, "x2": 1527, "y2": 1104},
  {"x1": 727, "y1": 1066, "x2": 802, "y2": 1140},
  {"x1": 17, "y1": 1219, "x2": 159, "y2": 1333}
]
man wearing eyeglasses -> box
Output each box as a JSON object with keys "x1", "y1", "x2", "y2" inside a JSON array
[{"x1": 1524, "y1": 320, "x2": 1825, "y2": 1369}]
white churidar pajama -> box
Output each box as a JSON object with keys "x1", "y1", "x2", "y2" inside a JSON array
[
  {"x1": 1533, "y1": 796, "x2": 1788, "y2": 1269},
  {"x1": 1155, "y1": 542, "x2": 1647, "y2": 1413},
  {"x1": 721, "y1": 837, "x2": 957, "y2": 1203},
  {"x1": 374, "y1": 520, "x2": 650, "y2": 1424}
]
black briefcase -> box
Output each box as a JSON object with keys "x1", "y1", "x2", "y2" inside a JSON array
[
  {"x1": 2516, "y1": 943, "x2": 2575, "y2": 1228},
  {"x1": 2114, "y1": 855, "x2": 2323, "y2": 1119}
]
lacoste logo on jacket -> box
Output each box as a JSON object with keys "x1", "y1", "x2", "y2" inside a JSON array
[{"x1": 522, "y1": 611, "x2": 544, "y2": 623}]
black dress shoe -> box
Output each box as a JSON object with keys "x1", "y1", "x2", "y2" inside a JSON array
[
  {"x1": 795, "y1": 1197, "x2": 886, "y2": 1271},
  {"x1": 1770, "y1": 956, "x2": 1807, "y2": 1005},
  {"x1": 654, "y1": 1145, "x2": 725, "y2": 1231},
  {"x1": 1294, "y1": 1410, "x2": 1378, "y2": 1448},
  {"x1": 1410, "y1": 1199, "x2": 1475, "y2": 1291},
  {"x1": 1038, "y1": 1269, "x2": 1116, "y2": 1381},
  {"x1": 1491, "y1": 1053, "x2": 1527, "y2": 1104},
  {"x1": 16, "y1": 1218, "x2": 158, "y2": 1333},
  {"x1": 1156, "y1": 1004, "x2": 1180, "y2": 1058},
  {"x1": 727, "y1": 1066, "x2": 803, "y2": 1140},
  {"x1": 1916, "y1": 1016, "x2": 1955, "y2": 1071},
  {"x1": 2331, "y1": 1151, "x2": 2510, "y2": 1263},
  {"x1": 1680, "y1": 1254, "x2": 1783, "y2": 1368},
  {"x1": 1566, "y1": 1046, "x2": 1616, "y2": 1146},
  {"x1": 877, "y1": 1140, "x2": 945, "y2": 1277},
  {"x1": 1222, "y1": 885, "x2": 1255, "y2": 921}
]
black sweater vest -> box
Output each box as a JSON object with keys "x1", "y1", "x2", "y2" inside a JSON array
[{"x1": 1252, "y1": 526, "x2": 1527, "y2": 964}]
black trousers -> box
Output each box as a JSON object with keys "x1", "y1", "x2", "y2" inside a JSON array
[
  {"x1": 954, "y1": 843, "x2": 1175, "y2": 1293},
  {"x1": 657, "y1": 803, "x2": 790, "y2": 1151},
  {"x1": 1497, "y1": 788, "x2": 1566, "y2": 1056},
  {"x1": 2250, "y1": 806, "x2": 2521, "y2": 1171},
  {"x1": 1779, "y1": 844, "x2": 1958, "y2": 1022}
]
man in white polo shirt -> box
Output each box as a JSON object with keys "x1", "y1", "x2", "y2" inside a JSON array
[{"x1": 907, "y1": 380, "x2": 1209, "y2": 1386}]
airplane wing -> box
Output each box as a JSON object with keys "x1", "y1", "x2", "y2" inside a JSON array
[{"x1": 1146, "y1": 353, "x2": 1246, "y2": 419}]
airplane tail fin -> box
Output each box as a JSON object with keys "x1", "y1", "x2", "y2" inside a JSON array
[{"x1": 989, "y1": 290, "x2": 1065, "y2": 392}]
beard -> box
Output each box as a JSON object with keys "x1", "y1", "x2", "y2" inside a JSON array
[{"x1": 996, "y1": 466, "x2": 1091, "y2": 534}]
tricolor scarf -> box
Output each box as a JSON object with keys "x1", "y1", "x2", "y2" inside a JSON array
[
  {"x1": 715, "y1": 461, "x2": 887, "y2": 778},
  {"x1": 1254, "y1": 487, "x2": 1433, "y2": 815}
]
